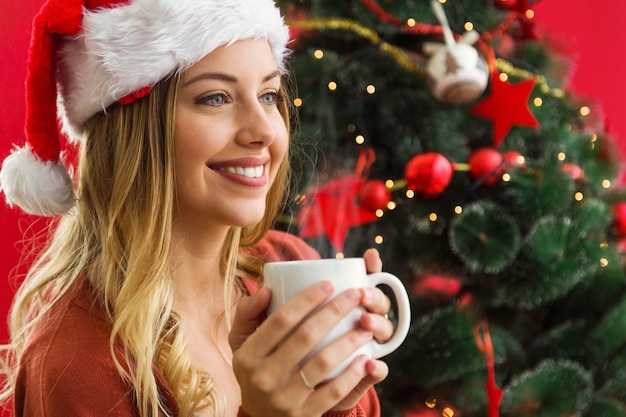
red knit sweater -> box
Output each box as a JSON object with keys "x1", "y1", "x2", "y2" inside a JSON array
[{"x1": 13, "y1": 230, "x2": 380, "y2": 417}]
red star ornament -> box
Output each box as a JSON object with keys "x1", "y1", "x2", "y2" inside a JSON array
[
  {"x1": 471, "y1": 70, "x2": 540, "y2": 147},
  {"x1": 297, "y1": 175, "x2": 379, "y2": 253}
]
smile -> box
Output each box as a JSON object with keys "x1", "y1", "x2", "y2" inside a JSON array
[{"x1": 216, "y1": 165, "x2": 264, "y2": 179}]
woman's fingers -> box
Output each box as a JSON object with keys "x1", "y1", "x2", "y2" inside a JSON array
[
  {"x1": 295, "y1": 327, "x2": 373, "y2": 389},
  {"x1": 229, "y1": 286, "x2": 271, "y2": 351},
  {"x1": 363, "y1": 248, "x2": 382, "y2": 274},
  {"x1": 266, "y1": 288, "x2": 364, "y2": 378},
  {"x1": 330, "y1": 359, "x2": 389, "y2": 412},
  {"x1": 243, "y1": 281, "x2": 334, "y2": 357}
]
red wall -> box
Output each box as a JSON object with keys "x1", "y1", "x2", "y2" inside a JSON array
[{"x1": 0, "y1": 0, "x2": 625, "y2": 413}]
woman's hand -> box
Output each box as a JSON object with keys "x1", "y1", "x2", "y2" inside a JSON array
[
  {"x1": 230, "y1": 282, "x2": 374, "y2": 417},
  {"x1": 229, "y1": 248, "x2": 394, "y2": 416},
  {"x1": 330, "y1": 248, "x2": 392, "y2": 412}
]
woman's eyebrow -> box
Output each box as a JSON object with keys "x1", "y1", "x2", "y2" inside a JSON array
[{"x1": 183, "y1": 70, "x2": 281, "y2": 87}]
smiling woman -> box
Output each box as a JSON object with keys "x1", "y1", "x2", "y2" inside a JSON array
[
  {"x1": 0, "y1": 1, "x2": 391, "y2": 417},
  {"x1": 173, "y1": 40, "x2": 289, "y2": 233}
]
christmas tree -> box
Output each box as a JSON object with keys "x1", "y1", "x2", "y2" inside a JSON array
[{"x1": 275, "y1": 0, "x2": 626, "y2": 416}]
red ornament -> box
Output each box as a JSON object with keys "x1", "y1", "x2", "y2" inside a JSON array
[
  {"x1": 297, "y1": 175, "x2": 379, "y2": 253},
  {"x1": 612, "y1": 202, "x2": 626, "y2": 237},
  {"x1": 502, "y1": 150, "x2": 526, "y2": 168},
  {"x1": 560, "y1": 162, "x2": 584, "y2": 180},
  {"x1": 474, "y1": 322, "x2": 503, "y2": 417},
  {"x1": 470, "y1": 70, "x2": 540, "y2": 147},
  {"x1": 405, "y1": 152, "x2": 453, "y2": 197},
  {"x1": 358, "y1": 179, "x2": 391, "y2": 212},
  {"x1": 469, "y1": 148, "x2": 503, "y2": 185},
  {"x1": 413, "y1": 275, "x2": 462, "y2": 304}
]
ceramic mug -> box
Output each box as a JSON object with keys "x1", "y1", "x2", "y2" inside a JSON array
[{"x1": 264, "y1": 257, "x2": 411, "y2": 380}]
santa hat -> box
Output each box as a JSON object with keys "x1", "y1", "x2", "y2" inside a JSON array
[{"x1": 0, "y1": 0, "x2": 290, "y2": 216}]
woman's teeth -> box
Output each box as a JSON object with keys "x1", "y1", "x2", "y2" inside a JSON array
[{"x1": 221, "y1": 166, "x2": 264, "y2": 178}]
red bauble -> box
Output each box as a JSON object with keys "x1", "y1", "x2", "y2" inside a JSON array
[
  {"x1": 405, "y1": 152, "x2": 453, "y2": 197},
  {"x1": 502, "y1": 150, "x2": 526, "y2": 168},
  {"x1": 560, "y1": 162, "x2": 584, "y2": 180},
  {"x1": 469, "y1": 148, "x2": 503, "y2": 185},
  {"x1": 612, "y1": 202, "x2": 626, "y2": 237},
  {"x1": 359, "y1": 179, "x2": 391, "y2": 212}
]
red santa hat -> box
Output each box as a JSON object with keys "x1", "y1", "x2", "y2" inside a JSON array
[{"x1": 0, "y1": 0, "x2": 290, "y2": 216}]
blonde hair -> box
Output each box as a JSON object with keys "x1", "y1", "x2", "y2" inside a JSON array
[{"x1": 0, "y1": 70, "x2": 293, "y2": 416}]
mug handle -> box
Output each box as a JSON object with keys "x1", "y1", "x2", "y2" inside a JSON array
[{"x1": 366, "y1": 272, "x2": 411, "y2": 358}]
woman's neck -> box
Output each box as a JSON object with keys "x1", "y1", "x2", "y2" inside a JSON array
[{"x1": 169, "y1": 222, "x2": 231, "y2": 314}]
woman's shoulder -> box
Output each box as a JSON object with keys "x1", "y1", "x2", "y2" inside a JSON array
[
  {"x1": 16, "y1": 279, "x2": 137, "y2": 416},
  {"x1": 246, "y1": 229, "x2": 321, "y2": 263}
]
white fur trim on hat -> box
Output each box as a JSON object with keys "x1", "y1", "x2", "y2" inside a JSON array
[
  {"x1": 0, "y1": 146, "x2": 75, "y2": 216},
  {"x1": 58, "y1": 0, "x2": 290, "y2": 136}
]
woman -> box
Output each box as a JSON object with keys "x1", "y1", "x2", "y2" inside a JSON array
[{"x1": 0, "y1": 0, "x2": 393, "y2": 416}]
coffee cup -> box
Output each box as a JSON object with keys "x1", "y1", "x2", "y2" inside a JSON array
[{"x1": 264, "y1": 257, "x2": 410, "y2": 380}]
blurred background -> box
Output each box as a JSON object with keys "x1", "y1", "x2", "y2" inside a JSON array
[{"x1": 2, "y1": 1, "x2": 626, "y2": 416}]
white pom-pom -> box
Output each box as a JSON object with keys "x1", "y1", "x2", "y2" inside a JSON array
[{"x1": 0, "y1": 146, "x2": 75, "y2": 216}]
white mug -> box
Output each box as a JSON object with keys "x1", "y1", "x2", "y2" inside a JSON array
[{"x1": 264, "y1": 257, "x2": 411, "y2": 380}]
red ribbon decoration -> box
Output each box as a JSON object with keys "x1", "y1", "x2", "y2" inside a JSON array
[{"x1": 474, "y1": 321, "x2": 503, "y2": 417}]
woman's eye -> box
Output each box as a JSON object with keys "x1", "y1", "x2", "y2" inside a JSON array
[
  {"x1": 199, "y1": 93, "x2": 229, "y2": 106},
  {"x1": 259, "y1": 92, "x2": 278, "y2": 105}
]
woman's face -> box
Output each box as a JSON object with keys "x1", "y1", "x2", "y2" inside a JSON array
[{"x1": 173, "y1": 38, "x2": 288, "y2": 231}]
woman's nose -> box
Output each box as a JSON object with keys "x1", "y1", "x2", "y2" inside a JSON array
[{"x1": 235, "y1": 101, "x2": 276, "y2": 147}]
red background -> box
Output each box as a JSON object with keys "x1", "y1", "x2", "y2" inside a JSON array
[{"x1": 0, "y1": 1, "x2": 625, "y2": 413}]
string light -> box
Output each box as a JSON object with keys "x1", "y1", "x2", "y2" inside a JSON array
[
  {"x1": 600, "y1": 242, "x2": 609, "y2": 249},
  {"x1": 602, "y1": 180, "x2": 611, "y2": 189},
  {"x1": 376, "y1": 209, "x2": 385, "y2": 218},
  {"x1": 442, "y1": 407, "x2": 455, "y2": 417},
  {"x1": 328, "y1": 81, "x2": 337, "y2": 91},
  {"x1": 533, "y1": 97, "x2": 543, "y2": 107},
  {"x1": 579, "y1": 106, "x2": 591, "y2": 117},
  {"x1": 366, "y1": 84, "x2": 376, "y2": 94},
  {"x1": 429, "y1": 213, "x2": 438, "y2": 222},
  {"x1": 502, "y1": 173, "x2": 511, "y2": 182},
  {"x1": 385, "y1": 179, "x2": 395, "y2": 189},
  {"x1": 293, "y1": 97, "x2": 303, "y2": 107},
  {"x1": 557, "y1": 152, "x2": 566, "y2": 161},
  {"x1": 525, "y1": 9, "x2": 535, "y2": 19},
  {"x1": 574, "y1": 192, "x2": 584, "y2": 201},
  {"x1": 498, "y1": 72, "x2": 508, "y2": 82},
  {"x1": 496, "y1": 59, "x2": 564, "y2": 98},
  {"x1": 295, "y1": 194, "x2": 307, "y2": 205},
  {"x1": 600, "y1": 258, "x2": 609, "y2": 267},
  {"x1": 454, "y1": 206, "x2": 463, "y2": 214},
  {"x1": 425, "y1": 398, "x2": 437, "y2": 408},
  {"x1": 406, "y1": 189, "x2": 415, "y2": 198},
  {"x1": 313, "y1": 49, "x2": 324, "y2": 59},
  {"x1": 347, "y1": 124, "x2": 356, "y2": 132},
  {"x1": 407, "y1": 18, "x2": 416, "y2": 27},
  {"x1": 387, "y1": 201, "x2": 397, "y2": 210},
  {"x1": 374, "y1": 235, "x2": 384, "y2": 244},
  {"x1": 464, "y1": 21, "x2": 474, "y2": 31},
  {"x1": 355, "y1": 134, "x2": 365, "y2": 145},
  {"x1": 590, "y1": 133, "x2": 598, "y2": 142}
]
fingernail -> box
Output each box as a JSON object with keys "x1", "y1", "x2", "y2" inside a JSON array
[
  {"x1": 359, "y1": 329, "x2": 374, "y2": 339},
  {"x1": 357, "y1": 354, "x2": 369, "y2": 364},
  {"x1": 319, "y1": 281, "x2": 334, "y2": 295},
  {"x1": 344, "y1": 289, "x2": 361, "y2": 302}
]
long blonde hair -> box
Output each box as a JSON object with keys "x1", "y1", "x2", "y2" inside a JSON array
[{"x1": 0, "y1": 70, "x2": 293, "y2": 416}]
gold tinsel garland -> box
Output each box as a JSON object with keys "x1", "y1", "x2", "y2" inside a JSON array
[{"x1": 287, "y1": 17, "x2": 563, "y2": 98}]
